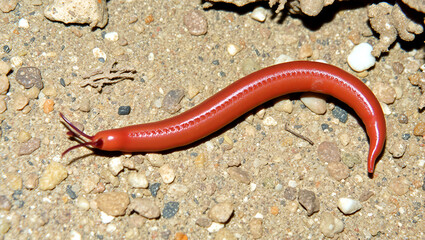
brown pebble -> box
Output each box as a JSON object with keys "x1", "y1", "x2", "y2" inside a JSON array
[
  {"x1": 0, "y1": 62, "x2": 11, "y2": 75},
  {"x1": 413, "y1": 122, "x2": 425, "y2": 136},
  {"x1": 317, "y1": 141, "x2": 341, "y2": 163},
  {"x1": 129, "y1": 198, "x2": 160, "y2": 219},
  {"x1": 397, "y1": 114, "x2": 408, "y2": 124},
  {"x1": 13, "y1": 93, "x2": 29, "y2": 111},
  {"x1": 0, "y1": 195, "x2": 12, "y2": 211},
  {"x1": 144, "y1": 14, "x2": 154, "y2": 24},
  {"x1": 0, "y1": 75, "x2": 9, "y2": 95},
  {"x1": 162, "y1": 89, "x2": 185, "y2": 114},
  {"x1": 183, "y1": 10, "x2": 208, "y2": 36},
  {"x1": 15, "y1": 67, "x2": 43, "y2": 89},
  {"x1": 43, "y1": 99, "x2": 54, "y2": 113},
  {"x1": 392, "y1": 62, "x2": 404, "y2": 74},
  {"x1": 208, "y1": 202, "x2": 234, "y2": 223},
  {"x1": 249, "y1": 218, "x2": 263, "y2": 239},
  {"x1": 389, "y1": 176, "x2": 410, "y2": 196},
  {"x1": 283, "y1": 187, "x2": 297, "y2": 201},
  {"x1": 96, "y1": 192, "x2": 129, "y2": 216},
  {"x1": 0, "y1": 99, "x2": 6, "y2": 113},
  {"x1": 374, "y1": 82, "x2": 396, "y2": 104},
  {"x1": 298, "y1": 43, "x2": 313, "y2": 59},
  {"x1": 18, "y1": 137, "x2": 41, "y2": 155},
  {"x1": 359, "y1": 190, "x2": 374, "y2": 202},
  {"x1": 227, "y1": 167, "x2": 251, "y2": 184},
  {"x1": 327, "y1": 162, "x2": 350, "y2": 180},
  {"x1": 24, "y1": 172, "x2": 39, "y2": 189},
  {"x1": 174, "y1": 232, "x2": 188, "y2": 240},
  {"x1": 195, "y1": 217, "x2": 212, "y2": 227},
  {"x1": 298, "y1": 189, "x2": 320, "y2": 216}
]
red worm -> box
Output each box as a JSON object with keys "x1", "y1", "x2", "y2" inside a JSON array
[{"x1": 61, "y1": 61, "x2": 386, "y2": 173}]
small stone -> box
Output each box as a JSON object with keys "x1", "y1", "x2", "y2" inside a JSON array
[
  {"x1": 413, "y1": 122, "x2": 425, "y2": 136},
  {"x1": 158, "y1": 164, "x2": 175, "y2": 184},
  {"x1": 319, "y1": 212, "x2": 344, "y2": 237},
  {"x1": 317, "y1": 141, "x2": 341, "y2": 163},
  {"x1": 388, "y1": 141, "x2": 406, "y2": 158},
  {"x1": 374, "y1": 82, "x2": 396, "y2": 104},
  {"x1": 15, "y1": 67, "x2": 43, "y2": 89},
  {"x1": 99, "y1": 211, "x2": 114, "y2": 224},
  {"x1": 39, "y1": 162, "x2": 68, "y2": 190},
  {"x1": 332, "y1": 106, "x2": 348, "y2": 123},
  {"x1": 130, "y1": 198, "x2": 161, "y2": 219},
  {"x1": 389, "y1": 176, "x2": 410, "y2": 196},
  {"x1": 13, "y1": 93, "x2": 29, "y2": 111},
  {"x1": 0, "y1": 218, "x2": 11, "y2": 234},
  {"x1": 146, "y1": 153, "x2": 164, "y2": 167},
  {"x1": 250, "y1": 7, "x2": 267, "y2": 22},
  {"x1": 227, "y1": 167, "x2": 251, "y2": 184},
  {"x1": 249, "y1": 218, "x2": 263, "y2": 239},
  {"x1": 283, "y1": 187, "x2": 297, "y2": 201},
  {"x1": 26, "y1": 87, "x2": 40, "y2": 99},
  {"x1": 327, "y1": 162, "x2": 350, "y2": 180},
  {"x1": 298, "y1": 189, "x2": 320, "y2": 216},
  {"x1": 100, "y1": 169, "x2": 119, "y2": 187},
  {"x1": 18, "y1": 18, "x2": 29, "y2": 28},
  {"x1": 82, "y1": 175, "x2": 100, "y2": 193},
  {"x1": 359, "y1": 190, "x2": 374, "y2": 202},
  {"x1": 162, "y1": 201, "x2": 179, "y2": 219},
  {"x1": 118, "y1": 106, "x2": 131, "y2": 115},
  {"x1": 162, "y1": 89, "x2": 185, "y2": 114},
  {"x1": 300, "y1": 93, "x2": 327, "y2": 115},
  {"x1": 398, "y1": 114, "x2": 408, "y2": 124},
  {"x1": 18, "y1": 137, "x2": 41, "y2": 155},
  {"x1": 66, "y1": 185, "x2": 77, "y2": 199},
  {"x1": 128, "y1": 172, "x2": 148, "y2": 188},
  {"x1": 0, "y1": 195, "x2": 11, "y2": 211},
  {"x1": 42, "y1": 84, "x2": 57, "y2": 97},
  {"x1": 174, "y1": 232, "x2": 188, "y2": 240},
  {"x1": 392, "y1": 62, "x2": 404, "y2": 74},
  {"x1": 183, "y1": 10, "x2": 208, "y2": 36},
  {"x1": 0, "y1": 75, "x2": 9, "y2": 95},
  {"x1": 167, "y1": 184, "x2": 189, "y2": 197},
  {"x1": 0, "y1": 61, "x2": 11, "y2": 75},
  {"x1": 339, "y1": 133, "x2": 350, "y2": 146},
  {"x1": 92, "y1": 47, "x2": 106, "y2": 61},
  {"x1": 43, "y1": 99, "x2": 55, "y2": 113},
  {"x1": 149, "y1": 182, "x2": 161, "y2": 197},
  {"x1": 104, "y1": 32, "x2": 119, "y2": 41},
  {"x1": 17, "y1": 130, "x2": 31, "y2": 143},
  {"x1": 95, "y1": 192, "x2": 129, "y2": 216},
  {"x1": 109, "y1": 157, "x2": 123, "y2": 176},
  {"x1": 214, "y1": 228, "x2": 236, "y2": 239},
  {"x1": 226, "y1": 44, "x2": 241, "y2": 56},
  {"x1": 347, "y1": 43, "x2": 376, "y2": 72},
  {"x1": 75, "y1": 196, "x2": 90, "y2": 210},
  {"x1": 10, "y1": 56, "x2": 23, "y2": 68},
  {"x1": 0, "y1": 0, "x2": 18, "y2": 13},
  {"x1": 0, "y1": 99, "x2": 6, "y2": 113},
  {"x1": 6, "y1": 173, "x2": 22, "y2": 190},
  {"x1": 274, "y1": 98, "x2": 293, "y2": 113},
  {"x1": 79, "y1": 98, "x2": 90, "y2": 112},
  {"x1": 262, "y1": 116, "x2": 277, "y2": 126},
  {"x1": 196, "y1": 218, "x2": 212, "y2": 227},
  {"x1": 341, "y1": 152, "x2": 360, "y2": 168},
  {"x1": 208, "y1": 202, "x2": 234, "y2": 223},
  {"x1": 298, "y1": 43, "x2": 313, "y2": 59},
  {"x1": 24, "y1": 172, "x2": 39, "y2": 189},
  {"x1": 337, "y1": 197, "x2": 362, "y2": 214}
]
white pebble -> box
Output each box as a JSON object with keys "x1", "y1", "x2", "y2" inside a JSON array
[
  {"x1": 76, "y1": 197, "x2": 90, "y2": 210},
  {"x1": 70, "y1": 230, "x2": 81, "y2": 240},
  {"x1": 347, "y1": 43, "x2": 376, "y2": 72},
  {"x1": 207, "y1": 222, "x2": 224, "y2": 233},
  {"x1": 300, "y1": 93, "x2": 327, "y2": 115},
  {"x1": 148, "y1": 52, "x2": 155, "y2": 61},
  {"x1": 18, "y1": 18, "x2": 29, "y2": 28},
  {"x1": 288, "y1": 180, "x2": 297, "y2": 188},
  {"x1": 337, "y1": 197, "x2": 362, "y2": 214},
  {"x1": 109, "y1": 157, "x2": 123, "y2": 176},
  {"x1": 418, "y1": 159, "x2": 425, "y2": 167},
  {"x1": 100, "y1": 211, "x2": 114, "y2": 224},
  {"x1": 127, "y1": 172, "x2": 149, "y2": 188},
  {"x1": 250, "y1": 183, "x2": 257, "y2": 192},
  {"x1": 263, "y1": 116, "x2": 277, "y2": 126},
  {"x1": 254, "y1": 212, "x2": 264, "y2": 219},
  {"x1": 227, "y1": 43, "x2": 241, "y2": 56},
  {"x1": 158, "y1": 164, "x2": 175, "y2": 184},
  {"x1": 104, "y1": 32, "x2": 119, "y2": 41},
  {"x1": 274, "y1": 54, "x2": 294, "y2": 64},
  {"x1": 10, "y1": 56, "x2": 23, "y2": 68},
  {"x1": 380, "y1": 102, "x2": 391, "y2": 115},
  {"x1": 93, "y1": 48, "x2": 107, "y2": 60},
  {"x1": 250, "y1": 7, "x2": 267, "y2": 22}
]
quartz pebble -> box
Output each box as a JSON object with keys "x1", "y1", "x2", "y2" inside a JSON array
[
  {"x1": 389, "y1": 176, "x2": 409, "y2": 196},
  {"x1": 18, "y1": 137, "x2": 41, "y2": 155},
  {"x1": 319, "y1": 212, "x2": 344, "y2": 237},
  {"x1": 298, "y1": 189, "x2": 320, "y2": 216},
  {"x1": 16, "y1": 67, "x2": 43, "y2": 89},
  {"x1": 227, "y1": 167, "x2": 251, "y2": 184},
  {"x1": 183, "y1": 10, "x2": 208, "y2": 36},
  {"x1": 39, "y1": 162, "x2": 68, "y2": 190},
  {"x1": 93, "y1": 47, "x2": 107, "y2": 61},
  {"x1": 250, "y1": 7, "x2": 267, "y2": 22},
  {"x1": 109, "y1": 157, "x2": 123, "y2": 176},
  {"x1": 317, "y1": 141, "x2": 341, "y2": 163},
  {"x1": 300, "y1": 93, "x2": 327, "y2": 114},
  {"x1": 262, "y1": 116, "x2": 277, "y2": 126},
  {"x1": 104, "y1": 32, "x2": 118, "y2": 41},
  {"x1": 128, "y1": 172, "x2": 148, "y2": 188},
  {"x1": 95, "y1": 192, "x2": 129, "y2": 216},
  {"x1": 76, "y1": 196, "x2": 90, "y2": 210},
  {"x1": 130, "y1": 198, "x2": 161, "y2": 219},
  {"x1": 208, "y1": 202, "x2": 234, "y2": 223},
  {"x1": 337, "y1": 197, "x2": 362, "y2": 214},
  {"x1": 18, "y1": 18, "x2": 29, "y2": 28},
  {"x1": 347, "y1": 43, "x2": 376, "y2": 72},
  {"x1": 10, "y1": 56, "x2": 23, "y2": 68},
  {"x1": 0, "y1": 74, "x2": 9, "y2": 94},
  {"x1": 327, "y1": 162, "x2": 350, "y2": 180},
  {"x1": 167, "y1": 184, "x2": 189, "y2": 197},
  {"x1": 274, "y1": 98, "x2": 293, "y2": 113},
  {"x1": 227, "y1": 44, "x2": 241, "y2": 56},
  {"x1": 158, "y1": 164, "x2": 175, "y2": 184}
]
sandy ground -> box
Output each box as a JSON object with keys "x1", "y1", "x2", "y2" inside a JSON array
[{"x1": 0, "y1": 0, "x2": 425, "y2": 239}]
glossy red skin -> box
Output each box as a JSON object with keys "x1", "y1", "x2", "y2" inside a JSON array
[{"x1": 92, "y1": 61, "x2": 386, "y2": 173}]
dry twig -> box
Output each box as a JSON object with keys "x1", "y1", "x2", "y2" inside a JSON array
[{"x1": 284, "y1": 123, "x2": 314, "y2": 145}]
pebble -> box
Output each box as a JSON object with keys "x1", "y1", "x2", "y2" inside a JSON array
[
  {"x1": 6, "y1": 173, "x2": 22, "y2": 190},
  {"x1": 183, "y1": 10, "x2": 208, "y2": 36},
  {"x1": 0, "y1": 75, "x2": 9, "y2": 95},
  {"x1": 0, "y1": 99, "x2": 6, "y2": 113},
  {"x1": 331, "y1": 106, "x2": 348, "y2": 123},
  {"x1": 0, "y1": 218, "x2": 11, "y2": 234},
  {"x1": 100, "y1": 169, "x2": 119, "y2": 187},
  {"x1": 128, "y1": 172, "x2": 148, "y2": 188},
  {"x1": 118, "y1": 105, "x2": 131, "y2": 115},
  {"x1": 130, "y1": 198, "x2": 161, "y2": 219},
  {"x1": 162, "y1": 201, "x2": 179, "y2": 218},
  {"x1": 241, "y1": 58, "x2": 260, "y2": 75},
  {"x1": 167, "y1": 184, "x2": 189, "y2": 197},
  {"x1": 347, "y1": 43, "x2": 376, "y2": 72},
  {"x1": 392, "y1": 62, "x2": 405, "y2": 74},
  {"x1": 0, "y1": 195, "x2": 11, "y2": 211},
  {"x1": 100, "y1": 211, "x2": 114, "y2": 224},
  {"x1": 13, "y1": 93, "x2": 29, "y2": 111},
  {"x1": 298, "y1": 189, "x2": 320, "y2": 216},
  {"x1": 149, "y1": 182, "x2": 161, "y2": 197},
  {"x1": 319, "y1": 212, "x2": 344, "y2": 237},
  {"x1": 92, "y1": 47, "x2": 107, "y2": 61},
  {"x1": 79, "y1": 98, "x2": 90, "y2": 112},
  {"x1": 300, "y1": 93, "x2": 327, "y2": 115},
  {"x1": 66, "y1": 185, "x2": 78, "y2": 199},
  {"x1": 208, "y1": 202, "x2": 234, "y2": 223},
  {"x1": 39, "y1": 162, "x2": 68, "y2": 190},
  {"x1": 0, "y1": 61, "x2": 11, "y2": 75},
  {"x1": 18, "y1": 18, "x2": 29, "y2": 28},
  {"x1": 226, "y1": 43, "x2": 241, "y2": 56},
  {"x1": 44, "y1": 0, "x2": 108, "y2": 28},
  {"x1": 196, "y1": 218, "x2": 212, "y2": 228},
  {"x1": 42, "y1": 85, "x2": 57, "y2": 97},
  {"x1": 262, "y1": 116, "x2": 277, "y2": 126},
  {"x1": 250, "y1": 7, "x2": 267, "y2": 22},
  {"x1": 17, "y1": 130, "x2": 31, "y2": 142},
  {"x1": 398, "y1": 114, "x2": 408, "y2": 124},
  {"x1": 18, "y1": 137, "x2": 41, "y2": 155},
  {"x1": 174, "y1": 232, "x2": 188, "y2": 240},
  {"x1": 162, "y1": 89, "x2": 185, "y2": 114},
  {"x1": 327, "y1": 162, "x2": 350, "y2": 180},
  {"x1": 249, "y1": 218, "x2": 263, "y2": 239},
  {"x1": 95, "y1": 192, "x2": 129, "y2": 216},
  {"x1": 23, "y1": 172, "x2": 39, "y2": 189},
  {"x1": 16, "y1": 67, "x2": 43, "y2": 89},
  {"x1": 274, "y1": 98, "x2": 293, "y2": 113},
  {"x1": 214, "y1": 228, "x2": 236, "y2": 239},
  {"x1": 0, "y1": 0, "x2": 18, "y2": 13},
  {"x1": 388, "y1": 141, "x2": 406, "y2": 158},
  {"x1": 70, "y1": 230, "x2": 81, "y2": 240},
  {"x1": 389, "y1": 176, "x2": 410, "y2": 196},
  {"x1": 227, "y1": 167, "x2": 251, "y2": 184},
  {"x1": 104, "y1": 32, "x2": 119, "y2": 41},
  {"x1": 158, "y1": 164, "x2": 175, "y2": 184},
  {"x1": 317, "y1": 141, "x2": 341, "y2": 163},
  {"x1": 43, "y1": 99, "x2": 55, "y2": 113},
  {"x1": 374, "y1": 82, "x2": 396, "y2": 104},
  {"x1": 10, "y1": 56, "x2": 23, "y2": 68},
  {"x1": 274, "y1": 54, "x2": 295, "y2": 64},
  {"x1": 341, "y1": 152, "x2": 360, "y2": 168},
  {"x1": 26, "y1": 87, "x2": 40, "y2": 99},
  {"x1": 283, "y1": 187, "x2": 297, "y2": 201},
  {"x1": 109, "y1": 157, "x2": 123, "y2": 176},
  {"x1": 338, "y1": 133, "x2": 350, "y2": 146},
  {"x1": 75, "y1": 196, "x2": 90, "y2": 210},
  {"x1": 298, "y1": 43, "x2": 313, "y2": 59},
  {"x1": 359, "y1": 190, "x2": 374, "y2": 202},
  {"x1": 413, "y1": 122, "x2": 425, "y2": 136},
  {"x1": 337, "y1": 197, "x2": 362, "y2": 214}
]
